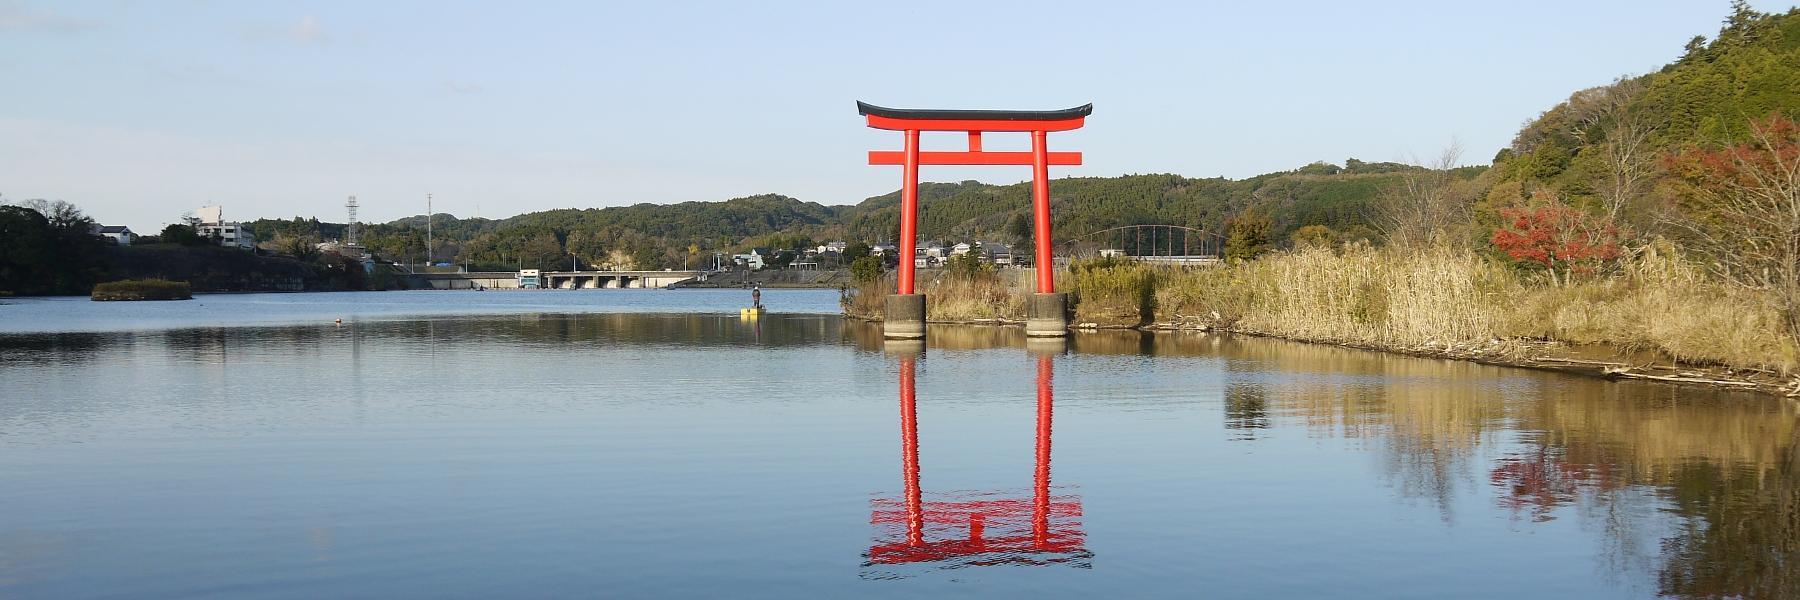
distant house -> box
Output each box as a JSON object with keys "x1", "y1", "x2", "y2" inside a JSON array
[
  {"x1": 91, "y1": 225, "x2": 135, "y2": 246},
  {"x1": 870, "y1": 244, "x2": 896, "y2": 256},
  {"x1": 950, "y1": 242, "x2": 974, "y2": 256},
  {"x1": 913, "y1": 245, "x2": 944, "y2": 269},
  {"x1": 732, "y1": 248, "x2": 775, "y2": 270},
  {"x1": 980, "y1": 242, "x2": 1012, "y2": 265},
  {"x1": 818, "y1": 241, "x2": 848, "y2": 254},
  {"x1": 732, "y1": 253, "x2": 765, "y2": 270}
]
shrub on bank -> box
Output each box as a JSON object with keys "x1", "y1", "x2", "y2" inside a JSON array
[
  {"x1": 91, "y1": 279, "x2": 193, "y2": 301},
  {"x1": 1070, "y1": 256, "x2": 1159, "y2": 326}
]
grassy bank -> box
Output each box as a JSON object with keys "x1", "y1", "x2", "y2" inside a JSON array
[
  {"x1": 842, "y1": 268, "x2": 1032, "y2": 323},
  {"x1": 845, "y1": 245, "x2": 1795, "y2": 378},
  {"x1": 91, "y1": 279, "x2": 193, "y2": 301},
  {"x1": 1138, "y1": 244, "x2": 1791, "y2": 373}
]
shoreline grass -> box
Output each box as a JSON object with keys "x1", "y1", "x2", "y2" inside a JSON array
[
  {"x1": 91, "y1": 279, "x2": 194, "y2": 301},
  {"x1": 845, "y1": 244, "x2": 1795, "y2": 374}
]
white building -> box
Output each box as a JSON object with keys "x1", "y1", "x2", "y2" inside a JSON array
[
  {"x1": 951, "y1": 242, "x2": 974, "y2": 256},
  {"x1": 92, "y1": 225, "x2": 134, "y2": 246},
  {"x1": 197, "y1": 222, "x2": 255, "y2": 249},
  {"x1": 195, "y1": 205, "x2": 255, "y2": 250},
  {"x1": 732, "y1": 251, "x2": 766, "y2": 270}
]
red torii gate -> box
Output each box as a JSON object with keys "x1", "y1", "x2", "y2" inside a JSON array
[{"x1": 859, "y1": 102, "x2": 1092, "y2": 339}]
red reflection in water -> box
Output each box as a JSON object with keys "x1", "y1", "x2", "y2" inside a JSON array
[{"x1": 868, "y1": 354, "x2": 1088, "y2": 568}]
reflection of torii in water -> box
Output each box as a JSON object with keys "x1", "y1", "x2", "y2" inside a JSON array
[{"x1": 865, "y1": 350, "x2": 1090, "y2": 570}]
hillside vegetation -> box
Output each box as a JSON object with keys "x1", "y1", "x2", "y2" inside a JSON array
[{"x1": 841, "y1": 4, "x2": 1800, "y2": 380}]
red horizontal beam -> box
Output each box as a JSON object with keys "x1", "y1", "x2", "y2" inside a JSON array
[
  {"x1": 867, "y1": 535, "x2": 1087, "y2": 564},
  {"x1": 865, "y1": 114, "x2": 1086, "y2": 132},
  {"x1": 869, "y1": 151, "x2": 1082, "y2": 166}
]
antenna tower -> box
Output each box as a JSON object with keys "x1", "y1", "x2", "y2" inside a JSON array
[{"x1": 345, "y1": 196, "x2": 360, "y2": 246}]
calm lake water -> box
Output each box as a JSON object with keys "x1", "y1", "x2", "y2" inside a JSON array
[{"x1": 1, "y1": 290, "x2": 1794, "y2": 598}]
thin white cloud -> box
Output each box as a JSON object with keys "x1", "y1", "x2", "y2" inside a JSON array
[
  {"x1": 0, "y1": 1, "x2": 95, "y2": 33},
  {"x1": 290, "y1": 15, "x2": 322, "y2": 43},
  {"x1": 446, "y1": 81, "x2": 483, "y2": 94}
]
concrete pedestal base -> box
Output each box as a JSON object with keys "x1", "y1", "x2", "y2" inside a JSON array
[
  {"x1": 883, "y1": 293, "x2": 927, "y2": 340},
  {"x1": 1025, "y1": 336, "x2": 1068, "y2": 355},
  {"x1": 1025, "y1": 292, "x2": 1069, "y2": 337}
]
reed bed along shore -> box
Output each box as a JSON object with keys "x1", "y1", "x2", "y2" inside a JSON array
[
  {"x1": 90, "y1": 278, "x2": 193, "y2": 301},
  {"x1": 845, "y1": 244, "x2": 1795, "y2": 380},
  {"x1": 1141, "y1": 243, "x2": 1791, "y2": 374},
  {"x1": 842, "y1": 268, "x2": 1030, "y2": 323}
]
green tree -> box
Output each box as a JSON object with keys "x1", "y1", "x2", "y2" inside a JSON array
[
  {"x1": 842, "y1": 241, "x2": 872, "y2": 264},
  {"x1": 1289, "y1": 224, "x2": 1338, "y2": 248},
  {"x1": 849, "y1": 255, "x2": 884, "y2": 282},
  {"x1": 1223, "y1": 209, "x2": 1274, "y2": 261},
  {"x1": 0, "y1": 200, "x2": 109, "y2": 295},
  {"x1": 944, "y1": 249, "x2": 992, "y2": 280},
  {"x1": 269, "y1": 233, "x2": 322, "y2": 260},
  {"x1": 0, "y1": 205, "x2": 56, "y2": 294},
  {"x1": 520, "y1": 231, "x2": 566, "y2": 269},
  {"x1": 159, "y1": 223, "x2": 206, "y2": 246},
  {"x1": 1005, "y1": 211, "x2": 1035, "y2": 265}
]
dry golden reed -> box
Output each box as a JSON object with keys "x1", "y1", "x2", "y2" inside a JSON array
[
  {"x1": 843, "y1": 243, "x2": 1793, "y2": 372},
  {"x1": 1156, "y1": 243, "x2": 1794, "y2": 371}
]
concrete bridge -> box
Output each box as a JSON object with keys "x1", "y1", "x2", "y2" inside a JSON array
[{"x1": 416, "y1": 270, "x2": 704, "y2": 290}]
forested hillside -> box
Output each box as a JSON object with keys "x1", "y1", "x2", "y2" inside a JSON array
[
  {"x1": 241, "y1": 3, "x2": 1800, "y2": 275},
  {"x1": 245, "y1": 162, "x2": 1433, "y2": 271}
]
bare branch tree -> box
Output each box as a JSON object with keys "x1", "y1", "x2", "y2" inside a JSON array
[
  {"x1": 1569, "y1": 77, "x2": 1660, "y2": 221},
  {"x1": 1376, "y1": 141, "x2": 1470, "y2": 248}
]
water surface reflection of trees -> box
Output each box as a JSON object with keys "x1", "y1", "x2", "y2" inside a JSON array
[
  {"x1": 1222, "y1": 337, "x2": 1799, "y2": 598},
  {"x1": 844, "y1": 325, "x2": 1800, "y2": 595}
]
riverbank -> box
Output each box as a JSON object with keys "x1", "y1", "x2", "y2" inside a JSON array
[
  {"x1": 676, "y1": 269, "x2": 852, "y2": 289},
  {"x1": 843, "y1": 245, "x2": 1799, "y2": 396}
]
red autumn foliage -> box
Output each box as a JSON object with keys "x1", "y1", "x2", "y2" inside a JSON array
[
  {"x1": 1490, "y1": 195, "x2": 1625, "y2": 280},
  {"x1": 1489, "y1": 447, "x2": 1625, "y2": 523},
  {"x1": 1663, "y1": 113, "x2": 1800, "y2": 189}
]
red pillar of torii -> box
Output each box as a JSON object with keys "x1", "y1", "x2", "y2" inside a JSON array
[
  {"x1": 859, "y1": 102, "x2": 1091, "y2": 339},
  {"x1": 867, "y1": 351, "x2": 1088, "y2": 569}
]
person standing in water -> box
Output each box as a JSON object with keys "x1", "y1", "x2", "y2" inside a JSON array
[{"x1": 752, "y1": 285, "x2": 762, "y2": 309}]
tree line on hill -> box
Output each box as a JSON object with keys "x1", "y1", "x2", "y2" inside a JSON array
[
  {"x1": 235, "y1": 0, "x2": 1800, "y2": 316},
  {"x1": 0, "y1": 197, "x2": 389, "y2": 295},
  {"x1": 12, "y1": 1, "x2": 1798, "y2": 322}
]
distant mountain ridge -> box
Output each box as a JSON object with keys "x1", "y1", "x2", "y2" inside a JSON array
[{"x1": 243, "y1": 5, "x2": 1800, "y2": 271}]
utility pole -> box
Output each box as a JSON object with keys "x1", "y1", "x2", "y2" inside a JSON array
[{"x1": 425, "y1": 193, "x2": 433, "y2": 266}]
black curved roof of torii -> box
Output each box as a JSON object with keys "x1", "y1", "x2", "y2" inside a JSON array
[{"x1": 857, "y1": 101, "x2": 1093, "y2": 121}]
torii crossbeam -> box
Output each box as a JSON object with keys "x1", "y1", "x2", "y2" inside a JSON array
[{"x1": 859, "y1": 101, "x2": 1092, "y2": 339}]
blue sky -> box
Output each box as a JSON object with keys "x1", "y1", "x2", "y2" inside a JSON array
[{"x1": 1, "y1": 1, "x2": 1791, "y2": 232}]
